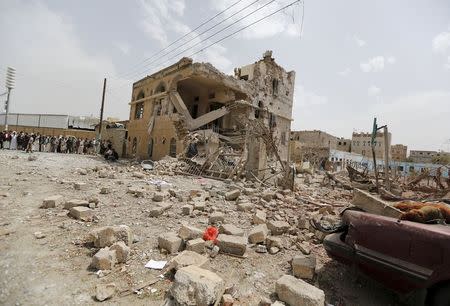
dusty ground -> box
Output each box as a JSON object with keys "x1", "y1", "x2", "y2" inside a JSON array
[{"x1": 0, "y1": 150, "x2": 402, "y2": 305}]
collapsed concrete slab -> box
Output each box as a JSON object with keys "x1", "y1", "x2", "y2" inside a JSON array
[
  {"x1": 275, "y1": 275, "x2": 325, "y2": 306},
  {"x1": 89, "y1": 225, "x2": 133, "y2": 247},
  {"x1": 352, "y1": 188, "x2": 402, "y2": 218}
]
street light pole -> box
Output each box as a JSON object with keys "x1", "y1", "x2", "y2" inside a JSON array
[{"x1": 4, "y1": 67, "x2": 16, "y2": 131}]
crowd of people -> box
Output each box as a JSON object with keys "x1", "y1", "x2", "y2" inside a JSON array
[{"x1": 0, "y1": 131, "x2": 117, "y2": 160}]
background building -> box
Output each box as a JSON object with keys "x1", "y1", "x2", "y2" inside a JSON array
[
  {"x1": 336, "y1": 137, "x2": 351, "y2": 152},
  {"x1": 391, "y1": 144, "x2": 407, "y2": 161},
  {"x1": 351, "y1": 131, "x2": 391, "y2": 160}
]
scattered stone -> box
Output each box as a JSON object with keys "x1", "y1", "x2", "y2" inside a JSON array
[
  {"x1": 255, "y1": 245, "x2": 267, "y2": 253},
  {"x1": 210, "y1": 245, "x2": 220, "y2": 258},
  {"x1": 132, "y1": 171, "x2": 145, "y2": 179},
  {"x1": 298, "y1": 242, "x2": 311, "y2": 255},
  {"x1": 158, "y1": 232, "x2": 183, "y2": 254},
  {"x1": 219, "y1": 224, "x2": 244, "y2": 236},
  {"x1": 34, "y1": 231, "x2": 46, "y2": 239},
  {"x1": 170, "y1": 265, "x2": 225, "y2": 306},
  {"x1": 267, "y1": 220, "x2": 290, "y2": 235},
  {"x1": 262, "y1": 191, "x2": 274, "y2": 202},
  {"x1": 178, "y1": 224, "x2": 203, "y2": 240},
  {"x1": 41, "y1": 195, "x2": 63, "y2": 208},
  {"x1": 91, "y1": 247, "x2": 117, "y2": 270},
  {"x1": 292, "y1": 254, "x2": 316, "y2": 280},
  {"x1": 127, "y1": 187, "x2": 144, "y2": 197},
  {"x1": 186, "y1": 238, "x2": 205, "y2": 254},
  {"x1": 209, "y1": 212, "x2": 225, "y2": 224},
  {"x1": 100, "y1": 187, "x2": 110, "y2": 194},
  {"x1": 269, "y1": 246, "x2": 280, "y2": 254},
  {"x1": 216, "y1": 234, "x2": 247, "y2": 256},
  {"x1": 253, "y1": 210, "x2": 267, "y2": 224},
  {"x1": 193, "y1": 202, "x2": 206, "y2": 211},
  {"x1": 95, "y1": 283, "x2": 116, "y2": 302},
  {"x1": 73, "y1": 182, "x2": 87, "y2": 190},
  {"x1": 225, "y1": 189, "x2": 240, "y2": 201},
  {"x1": 69, "y1": 206, "x2": 94, "y2": 221},
  {"x1": 149, "y1": 202, "x2": 172, "y2": 217},
  {"x1": 259, "y1": 297, "x2": 272, "y2": 306},
  {"x1": 110, "y1": 241, "x2": 130, "y2": 263},
  {"x1": 222, "y1": 294, "x2": 235, "y2": 306},
  {"x1": 181, "y1": 204, "x2": 193, "y2": 215},
  {"x1": 248, "y1": 224, "x2": 269, "y2": 244},
  {"x1": 237, "y1": 202, "x2": 254, "y2": 212},
  {"x1": 98, "y1": 170, "x2": 108, "y2": 178},
  {"x1": 152, "y1": 192, "x2": 165, "y2": 202},
  {"x1": 314, "y1": 230, "x2": 327, "y2": 241},
  {"x1": 78, "y1": 168, "x2": 88, "y2": 175},
  {"x1": 266, "y1": 236, "x2": 283, "y2": 249},
  {"x1": 89, "y1": 225, "x2": 133, "y2": 247},
  {"x1": 28, "y1": 155, "x2": 37, "y2": 161},
  {"x1": 297, "y1": 216, "x2": 310, "y2": 230},
  {"x1": 275, "y1": 275, "x2": 325, "y2": 306},
  {"x1": 0, "y1": 191, "x2": 10, "y2": 198},
  {"x1": 165, "y1": 250, "x2": 209, "y2": 272},
  {"x1": 64, "y1": 199, "x2": 90, "y2": 209}
]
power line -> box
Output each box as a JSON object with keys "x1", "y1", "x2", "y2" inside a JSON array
[
  {"x1": 117, "y1": 0, "x2": 245, "y2": 80},
  {"x1": 108, "y1": 0, "x2": 275, "y2": 97}
]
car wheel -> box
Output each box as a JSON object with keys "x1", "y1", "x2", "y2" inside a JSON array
[{"x1": 428, "y1": 282, "x2": 450, "y2": 306}]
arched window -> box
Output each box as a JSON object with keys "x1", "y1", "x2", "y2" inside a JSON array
[
  {"x1": 137, "y1": 90, "x2": 145, "y2": 100},
  {"x1": 169, "y1": 138, "x2": 177, "y2": 157},
  {"x1": 155, "y1": 82, "x2": 166, "y2": 93}
]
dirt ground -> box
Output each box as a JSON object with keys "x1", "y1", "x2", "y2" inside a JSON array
[{"x1": 0, "y1": 150, "x2": 403, "y2": 306}]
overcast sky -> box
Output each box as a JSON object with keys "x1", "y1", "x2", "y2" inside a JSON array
[{"x1": 1, "y1": 0, "x2": 449, "y2": 151}]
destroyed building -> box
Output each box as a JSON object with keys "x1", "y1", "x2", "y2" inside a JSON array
[
  {"x1": 127, "y1": 51, "x2": 295, "y2": 178},
  {"x1": 390, "y1": 144, "x2": 407, "y2": 162}
]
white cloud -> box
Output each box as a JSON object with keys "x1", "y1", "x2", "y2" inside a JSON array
[
  {"x1": 210, "y1": 0, "x2": 303, "y2": 39},
  {"x1": 353, "y1": 35, "x2": 366, "y2": 47},
  {"x1": 387, "y1": 56, "x2": 396, "y2": 64},
  {"x1": 432, "y1": 31, "x2": 450, "y2": 53},
  {"x1": 0, "y1": 2, "x2": 131, "y2": 119},
  {"x1": 368, "y1": 85, "x2": 381, "y2": 96},
  {"x1": 295, "y1": 86, "x2": 328, "y2": 107},
  {"x1": 446, "y1": 56, "x2": 450, "y2": 70},
  {"x1": 114, "y1": 42, "x2": 130, "y2": 55},
  {"x1": 360, "y1": 56, "x2": 385, "y2": 72},
  {"x1": 337, "y1": 68, "x2": 351, "y2": 77}
]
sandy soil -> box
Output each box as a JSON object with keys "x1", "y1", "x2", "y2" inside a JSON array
[{"x1": 0, "y1": 150, "x2": 403, "y2": 306}]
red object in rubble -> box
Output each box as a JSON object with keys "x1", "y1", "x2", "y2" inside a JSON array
[{"x1": 203, "y1": 226, "x2": 219, "y2": 242}]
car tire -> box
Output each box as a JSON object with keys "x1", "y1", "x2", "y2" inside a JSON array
[{"x1": 428, "y1": 282, "x2": 450, "y2": 306}]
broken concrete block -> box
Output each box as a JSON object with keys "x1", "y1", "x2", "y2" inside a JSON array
[
  {"x1": 216, "y1": 234, "x2": 247, "y2": 256},
  {"x1": 69, "y1": 206, "x2": 94, "y2": 221},
  {"x1": 127, "y1": 186, "x2": 144, "y2": 197},
  {"x1": 297, "y1": 216, "x2": 310, "y2": 230},
  {"x1": 262, "y1": 191, "x2": 274, "y2": 202},
  {"x1": 91, "y1": 247, "x2": 117, "y2": 270},
  {"x1": 149, "y1": 202, "x2": 172, "y2": 217},
  {"x1": 253, "y1": 210, "x2": 267, "y2": 224},
  {"x1": 89, "y1": 225, "x2": 133, "y2": 247},
  {"x1": 132, "y1": 171, "x2": 145, "y2": 179},
  {"x1": 158, "y1": 232, "x2": 183, "y2": 254},
  {"x1": 222, "y1": 294, "x2": 235, "y2": 306},
  {"x1": 193, "y1": 201, "x2": 206, "y2": 211},
  {"x1": 41, "y1": 195, "x2": 63, "y2": 208},
  {"x1": 152, "y1": 192, "x2": 165, "y2": 202},
  {"x1": 352, "y1": 188, "x2": 402, "y2": 218},
  {"x1": 110, "y1": 241, "x2": 130, "y2": 263},
  {"x1": 100, "y1": 187, "x2": 110, "y2": 194},
  {"x1": 165, "y1": 250, "x2": 209, "y2": 272},
  {"x1": 178, "y1": 224, "x2": 204, "y2": 240},
  {"x1": 266, "y1": 236, "x2": 283, "y2": 249},
  {"x1": 237, "y1": 202, "x2": 254, "y2": 212},
  {"x1": 269, "y1": 247, "x2": 280, "y2": 254},
  {"x1": 298, "y1": 242, "x2": 311, "y2": 255},
  {"x1": 64, "y1": 199, "x2": 90, "y2": 210},
  {"x1": 186, "y1": 238, "x2": 205, "y2": 254},
  {"x1": 225, "y1": 189, "x2": 240, "y2": 201},
  {"x1": 73, "y1": 182, "x2": 87, "y2": 190},
  {"x1": 267, "y1": 220, "x2": 290, "y2": 235},
  {"x1": 248, "y1": 224, "x2": 269, "y2": 244},
  {"x1": 219, "y1": 224, "x2": 244, "y2": 236},
  {"x1": 95, "y1": 283, "x2": 116, "y2": 302},
  {"x1": 292, "y1": 254, "x2": 316, "y2": 280},
  {"x1": 255, "y1": 244, "x2": 267, "y2": 253},
  {"x1": 209, "y1": 212, "x2": 225, "y2": 224},
  {"x1": 181, "y1": 204, "x2": 193, "y2": 215},
  {"x1": 170, "y1": 265, "x2": 225, "y2": 306},
  {"x1": 275, "y1": 275, "x2": 325, "y2": 306}
]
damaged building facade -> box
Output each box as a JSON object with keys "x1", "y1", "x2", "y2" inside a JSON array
[{"x1": 126, "y1": 51, "x2": 295, "y2": 178}]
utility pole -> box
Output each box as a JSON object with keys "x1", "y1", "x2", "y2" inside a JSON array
[
  {"x1": 98, "y1": 78, "x2": 107, "y2": 141},
  {"x1": 3, "y1": 67, "x2": 16, "y2": 131},
  {"x1": 371, "y1": 118, "x2": 380, "y2": 192},
  {"x1": 383, "y1": 126, "x2": 391, "y2": 191}
]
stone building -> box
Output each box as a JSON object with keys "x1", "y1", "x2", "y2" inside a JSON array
[
  {"x1": 408, "y1": 150, "x2": 450, "y2": 164},
  {"x1": 351, "y1": 131, "x2": 391, "y2": 160},
  {"x1": 336, "y1": 137, "x2": 351, "y2": 152},
  {"x1": 289, "y1": 130, "x2": 337, "y2": 163},
  {"x1": 390, "y1": 144, "x2": 407, "y2": 162},
  {"x1": 126, "y1": 51, "x2": 295, "y2": 176}
]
